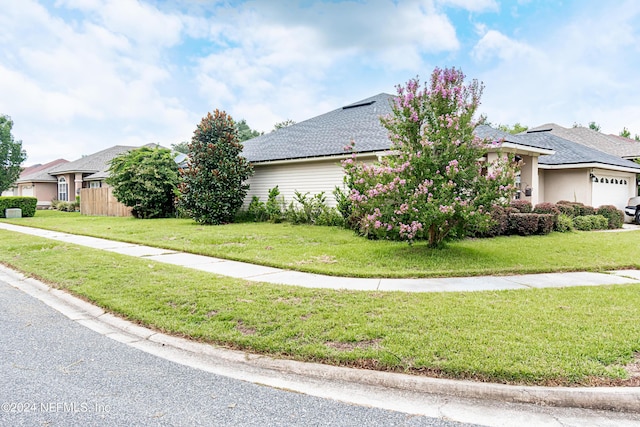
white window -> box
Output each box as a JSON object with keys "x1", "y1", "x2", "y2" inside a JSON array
[
  {"x1": 58, "y1": 177, "x2": 68, "y2": 201},
  {"x1": 89, "y1": 181, "x2": 101, "y2": 189}
]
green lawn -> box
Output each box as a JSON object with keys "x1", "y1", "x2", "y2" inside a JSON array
[
  {"x1": 3, "y1": 210, "x2": 640, "y2": 278},
  {"x1": 1, "y1": 228, "x2": 639, "y2": 386}
]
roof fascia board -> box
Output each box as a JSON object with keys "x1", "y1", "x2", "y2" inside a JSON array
[
  {"x1": 250, "y1": 152, "x2": 382, "y2": 166},
  {"x1": 499, "y1": 142, "x2": 555, "y2": 156},
  {"x1": 539, "y1": 162, "x2": 640, "y2": 173}
]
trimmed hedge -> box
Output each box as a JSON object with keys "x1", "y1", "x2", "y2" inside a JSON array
[
  {"x1": 507, "y1": 213, "x2": 554, "y2": 236},
  {"x1": 573, "y1": 215, "x2": 609, "y2": 231},
  {"x1": 510, "y1": 199, "x2": 532, "y2": 213},
  {"x1": 533, "y1": 202, "x2": 561, "y2": 216},
  {"x1": 596, "y1": 205, "x2": 624, "y2": 229},
  {"x1": 0, "y1": 196, "x2": 37, "y2": 218}
]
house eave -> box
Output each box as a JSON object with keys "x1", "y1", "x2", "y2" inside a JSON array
[
  {"x1": 539, "y1": 162, "x2": 640, "y2": 174},
  {"x1": 249, "y1": 151, "x2": 383, "y2": 166},
  {"x1": 499, "y1": 142, "x2": 555, "y2": 156}
]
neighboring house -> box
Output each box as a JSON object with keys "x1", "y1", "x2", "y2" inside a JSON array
[
  {"x1": 9, "y1": 159, "x2": 70, "y2": 207},
  {"x1": 522, "y1": 129, "x2": 640, "y2": 211},
  {"x1": 25, "y1": 144, "x2": 185, "y2": 214},
  {"x1": 242, "y1": 94, "x2": 640, "y2": 211},
  {"x1": 528, "y1": 123, "x2": 640, "y2": 160},
  {"x1": 44, "y1": 145, "x2": 140, "y2": 203}
]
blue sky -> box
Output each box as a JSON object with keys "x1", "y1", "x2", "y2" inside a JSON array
[{"x1": 2, "y1": 0, "x2": 640, "y2": 165}]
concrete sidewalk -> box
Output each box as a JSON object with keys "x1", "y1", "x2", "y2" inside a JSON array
[
  {"x1": 1, "y1": 221, "x2": 639, "y2": 292},
  {"x1": 1, "y1": 221, "x2": 640, "y2": 420}
]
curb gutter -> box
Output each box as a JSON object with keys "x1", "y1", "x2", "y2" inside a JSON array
[{"x1": 2, "y1": 265, "x2": 639, "y2": 414}]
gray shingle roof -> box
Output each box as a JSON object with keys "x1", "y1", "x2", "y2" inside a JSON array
[
  {"x1": 473, "y1": 125, "x2": 554, "y2": 151},
  {"x1": 48, "y1": 145, "x2": 139, "y2": 175},
  {"x1": 525, "y1": 130, "x2": 640, "y2": 170},
  {"x1": 528, "y1": 123, "x2": 640, "y2": 158},
  {"x1": 242, "y1": 94, "x2": 553, "y2": 162},
  {"x1": 242, "y1": 93, "x2": 395, "y2": 162},
  {"x1": 17, "y1": 159, "x2": 70, "y2": 183}
]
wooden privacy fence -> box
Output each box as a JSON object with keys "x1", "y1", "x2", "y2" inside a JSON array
[{"x1": 80, "y1": 187, "x2": 132, "y2": 217}]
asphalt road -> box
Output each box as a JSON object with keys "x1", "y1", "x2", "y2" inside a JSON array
[{"x1": 0, "y1": 278, "x2": 479, "y2": 427}]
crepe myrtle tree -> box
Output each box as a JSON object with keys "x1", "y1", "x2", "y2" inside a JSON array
[
  {"x1": 343, "y1": 67, "x2": 517, "y2": 248},
  {"x1": 178, "y1": 109, "x2": 253, "y2": 224}
]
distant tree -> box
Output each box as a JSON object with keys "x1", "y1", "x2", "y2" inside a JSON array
[
  {"x1": 236, "y1": 119, "x2": 262, "y2": 142},
  {"x1": 572, "y1": 121, "x2": 601, "y2": 132},
  {"x1": 171, "y1": 141, "x2": 189, "y2": 154},
  {"x1": 619, "y1": 127, "x2": 640, "y2": 141},
  {"x1": 273, "y1": 119, "x2": 296, "y2": 131},
  {"x1": 0, "y1": 115, "x2": 27, "y2": 193},
  {"x1": 178, "y1": 110, "x2": 253, "y2": 224},
  {"x1": 497, "y1": 122, "x2": 528, "y2": 134},
  {"x1": 107, "y1": 147, "x2": 180, "y2": 219}
]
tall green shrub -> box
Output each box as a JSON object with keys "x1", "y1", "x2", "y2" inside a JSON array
[
  {"x1": 178, "y1": 110, "x2": 253, "y2": 224},
  {"x1": 107, "y1": 147, "x2": 180, "y2": 219}
]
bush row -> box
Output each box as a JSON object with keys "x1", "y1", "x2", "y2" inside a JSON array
[
  {"x1": 483, "y1": 200, "x2": 623, "y2": 237},
  {"x1": 52, "y1": 198, "x2": 80, "y2": 212},
  {"x1": 238, "y1": 187, "x2": 344, "y2": 227},
  {"x1": 0, "y1": 196, "x2": 37, "y2": 218}
]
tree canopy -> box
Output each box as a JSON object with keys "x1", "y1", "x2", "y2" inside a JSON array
[
  {"x1": 106, "y1": 146, "x2": 180, "y2": 219},
  {"x1": 497, "y1": 122, "x2": 528, "y2": 134},
  {"x1": 178, "y1": 110, "x2": 253, "y2": 224},
  {"x1": 0, "y1": 115, "x2": 27, "y2": 193},
  {"x1": 343, "y1": 68, "x2": 517, "y2": 248},
  {"x1": 237, "y1": 119, "x2": 262, "y2": 142},
  {"x1": 273, "y1": 119, "x2": 296, "y2": 131}
]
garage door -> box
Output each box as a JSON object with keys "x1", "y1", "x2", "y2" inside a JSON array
[
  {"x1": 20, "y1": 185, "x2": 34, "y2": 197},
  {"x1": 592, "y1": 176, "x2": 631, "y2": 210}
]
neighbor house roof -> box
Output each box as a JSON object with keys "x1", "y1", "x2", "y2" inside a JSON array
[
  {"x1": 524, "y1": 129, "x2": 640, "y2": 172},
  {"x1": 17, "y1": 159, "x2": 70, "y2": 183},
  {"x1": 527, "y1": 123, "x2": 640, "y2": 159},
  {"x1": 243, "y1": 94, "x2": 553, "y2": 163},
  {"x1": 48, "y1": 145, "x2": 139, "y2": 175}
]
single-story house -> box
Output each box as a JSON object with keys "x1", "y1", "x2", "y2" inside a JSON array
[
  {"x1": 16, "y1": 145, "x2": 139, "y2": 207},
  {"x1": 18, "y1": 144, "x2": 188, "y2": 212},
  {"x1": 242, "y1": 93, "x2": 640, "y2": 211},
  {"x1": 4, "y1": 159, "x2": 69, "y2": 206}
]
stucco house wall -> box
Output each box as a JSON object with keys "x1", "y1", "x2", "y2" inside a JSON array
[{"x1": 540, "y1": 169, "x2": 590, "y2": 205}]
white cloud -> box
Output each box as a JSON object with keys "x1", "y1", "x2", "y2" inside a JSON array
[
  {"x1": 474, "y1": 1, "x2": 640, "y2": 135},
  {"x1": 437, "y1": 0, "x2": 498, "y2": 12},
  {"x1": 472, "y1": 30, "x2": 538, "y2": 62},
  {"x1": 0, "y1": 0, "x2": 195, "y2": 164},
  {"x1": 190, "y1": 0, "x2": 461, "y2": 132}
]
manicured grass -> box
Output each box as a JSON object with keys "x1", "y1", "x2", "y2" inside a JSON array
[
  {"x1": 3, "y1": 210, "x2": 640, "y2": 278},
  {"x1": 1, "y1": 229, "x2": 639, "y2": 386}
]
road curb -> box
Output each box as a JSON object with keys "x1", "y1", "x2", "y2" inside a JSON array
[{"x1": 2, "y1": 265, "x2": 639, "y2": 414}]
